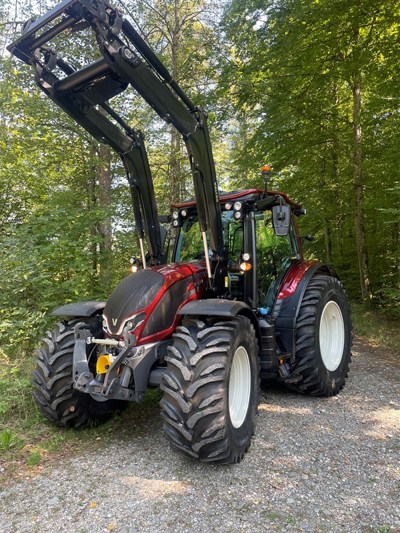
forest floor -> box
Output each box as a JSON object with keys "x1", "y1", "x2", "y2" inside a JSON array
[{"x1": 0, "y1": 336, "x2": 399, "y2": 533}]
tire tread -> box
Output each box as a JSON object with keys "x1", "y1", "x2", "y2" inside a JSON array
[
  {"x1": 161, "y1": 317, "x2": 259, "y2": 464},
  {"x1": 32, "y1": 319, "x2": 125, "y2": 428},
  {"x1": 286, "y1": 275, "x2": 352, "y2": 397}
]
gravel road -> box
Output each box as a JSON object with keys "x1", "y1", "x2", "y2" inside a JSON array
[{"x1": 1, "y1": 337, "x2": 399, "y2": 533}]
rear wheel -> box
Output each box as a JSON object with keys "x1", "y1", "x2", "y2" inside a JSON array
[
  {"x1": 161, "y1": 316, "x2": 259, "y2": 464},
  {"x1": 32, "y1": 318, "x2": 126, "y2": 428},
  {"x1": 286, "y1": 274, "x2": 352, "y2": 396}
]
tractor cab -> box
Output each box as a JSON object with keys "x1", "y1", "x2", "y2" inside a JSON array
[{"x1": 170, "y1": 188, "x2": 304, "y2": 314}]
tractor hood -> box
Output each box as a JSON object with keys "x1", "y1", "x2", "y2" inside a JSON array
[{"x1": 103, "y1": 262, "x2": 207, "y2": 343}]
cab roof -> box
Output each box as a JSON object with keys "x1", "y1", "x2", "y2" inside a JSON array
[{"x1": 171, "y1": 188, "x2": 301, "y2": 210}]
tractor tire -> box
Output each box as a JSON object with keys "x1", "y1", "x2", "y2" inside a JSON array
[
  {"x1": 32, "y1": 318, "x2": 127, "y2": 428},
  {"x1": 286, "y1": 274, "x2": 352, "y2": 396},
  {"x1": 161, "y1": 316, "x2": 259, "y2": 464}
]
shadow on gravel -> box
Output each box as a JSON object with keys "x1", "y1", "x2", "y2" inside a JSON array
[
  {"x1": 97, "y1": 339, "x2": 399, "y2": 476},
  {"x1": 116, "y1": 339, "x2": 399, "y2": 529}
]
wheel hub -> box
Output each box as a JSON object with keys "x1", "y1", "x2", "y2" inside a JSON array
[
  {"x1": 229, "y1": 346, "x2": 251, "y2": 428},
  {"x1": 319, "y1": 300, "x2": 345, "y2": 371}
]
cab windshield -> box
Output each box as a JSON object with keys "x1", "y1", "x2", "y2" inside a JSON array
[{"x1": 174, "y1": 211, "x2": 243, "y2": 262}]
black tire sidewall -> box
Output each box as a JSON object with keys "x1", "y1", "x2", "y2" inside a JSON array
[
  {"x1": 313, "y1": 281, "x2": 351, "y2": 389},
  {"x1": 225, "y1": 318, "x2": 259, "y2": 454}
]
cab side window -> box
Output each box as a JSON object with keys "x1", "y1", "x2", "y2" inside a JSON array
[
  {"x1": 255, "y1": 212, "x2": 298, "y2": 307},
  {"x1": 226, "y1": 218, "x2": 243, "y2": 262},
  {"x1": 175, "y1": 219, "x2": 204, "y2": 262}
]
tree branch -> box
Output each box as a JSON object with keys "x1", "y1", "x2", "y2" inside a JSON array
[{"x1": 0, "y1": 20, "x2": 24, "y2": 27}]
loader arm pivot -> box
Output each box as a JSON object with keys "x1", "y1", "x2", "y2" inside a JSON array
[{"x1": 8, "y1": 0, "x2": 225, "y2": 273}]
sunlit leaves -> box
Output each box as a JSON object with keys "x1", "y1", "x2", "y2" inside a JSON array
[{"x1": 222, "y1": 0, "x2": 400, "y2": 307}]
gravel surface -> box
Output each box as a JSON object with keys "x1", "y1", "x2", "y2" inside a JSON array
[{"x1": 1, "y1": 337, "x2": 399, "y2": 533}]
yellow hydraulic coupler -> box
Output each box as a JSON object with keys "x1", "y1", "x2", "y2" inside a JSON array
[{"x1": 96, "y1": 355, "x2": 112, "y2": 374}]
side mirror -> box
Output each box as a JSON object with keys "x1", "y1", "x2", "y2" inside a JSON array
[{"x1": 272, "y1": 204, "x2": 291, "y2": 236}]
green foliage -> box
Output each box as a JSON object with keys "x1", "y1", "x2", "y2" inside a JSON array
[
  {"x1": 26, "y1": 450, "x2": 42, "y2": 466},
  {"x1": 0, "y1": 184, "x2": 111, "y2": 356},
  {"x1": 0, "y1": 356, "x2": 37, "y2": 423},
  {"x1": 0, "y1": 428, "x2": 23, "y2": 451},
  {"x1": 222, "y1": 0, "x2": 400, "y2": 304},
  {"x1": 351, "y1": 304, "x2": 400, "y2": 352}
]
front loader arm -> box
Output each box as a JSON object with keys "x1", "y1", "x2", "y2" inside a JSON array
[
  {"x1": 8, "y1": 1, "x2": 162, "y2": 264},
  {"x1": 37, "y1": 83, "x2": 162, "y2": 260},
  {"x1": 8, "y1": 0, "x2": 225, "y2": 275}
]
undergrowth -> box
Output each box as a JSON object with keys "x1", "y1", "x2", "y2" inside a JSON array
[
  {"x1": 0, "y1": 356, "x2": 37, "y2": 425},
  {"x1": 351, "y1": 303, "x2": 400, "y2": 353},
  {"x1": 0, "y1": 350, "x2": 161, "y2": 470}
]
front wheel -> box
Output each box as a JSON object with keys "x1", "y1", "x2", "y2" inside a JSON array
[
  {"x1": 286, "y1": 274, "x2": 352, "y2": 396},
  {"x1": 161, "y1": 316, "x2": 259, "y2": 464},
  {"x1": 32, "y1": 318, "x2": 127, "y2": 428}
]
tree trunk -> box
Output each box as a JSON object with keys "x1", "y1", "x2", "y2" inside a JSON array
[
  {"x1": 169, "y1": 128, "x2": 181, "y2": 203},
  {"x1": 168, "y1": 0, "x2": 183, "y2": 203},
  {"x1": 323, "y1": 212, "x2": 332, "y2": 264},
  {"x1": 239, "y1": 113, "x2": 248, "y2": 188},
  {"x1": 321, "y1": 155, "x2": 332, "y2": 264},
  {"x1": 98, "y1": 143, "x2": 113, "y2": 291},
  {"x1": 332, "y1": 80, "x2": 343, "y2": 260},
  {"x1": 87, "y1": 143, "x2": 99, "y2": 287},
  {"x1": 351, "y1": 67, "x2": 371, "y2": 305},
  {"x1": 392, "y1": 221, "x2": 399, "y2": 278}
]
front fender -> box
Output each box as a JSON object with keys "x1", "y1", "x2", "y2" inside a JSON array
[
  {"x1": 177, "y1": 298, "x2": 252, "y2": 318},
  {"x1": 52, "y1": 301, "x2": 106, "y2": 318},
  {"x1": 273, "y1": 261, "x2": 336, "y2": 321},
  {"x1": 177, "y1": 299, "x2": 261, "y2": 345}
]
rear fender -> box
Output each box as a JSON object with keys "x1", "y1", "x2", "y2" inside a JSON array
[
  {"x1": 273, "y1": 262, "x2": 336, "y2": 359},
  {"x1": 52, "y1": 301, "x2": 106, "y2": 318}
]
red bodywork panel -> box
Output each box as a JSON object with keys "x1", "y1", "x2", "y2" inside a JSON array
[
  {"x1": 277, "y1": 259, "x2": 317, "y2": 299},
  {"x1": 138, "y1": 262, "x2": 207, "y2": 345},
  {"x1": 127, "y1": 262, "x2": 207, "y2": 346}
]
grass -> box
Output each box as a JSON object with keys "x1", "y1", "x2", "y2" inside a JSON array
[
  {"x1": 0, "y1": 348, "x2": 162, "y2": 476},
  {"x1": 377, "y1": 526, "x2": 394, "y2": 533},
  {"x1": 351, "y1": 303, "x2": 400, "y2": 352},
  {"x1": 0, "y1": 357, "x2": 37, "y2": 423},
  {"x1": 0, "y1": 428, "x2": 24, "y2": 451},
  {"x1": 26, "y1": 450, "x2": 42, "y2": 466}
]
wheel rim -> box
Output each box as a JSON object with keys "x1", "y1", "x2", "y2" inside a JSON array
[
  {"x1": 319, "y1": 300, "x2": 345, "y2": 371},
  {"x1": 229, "y1": 346, "x2": 251, "y2": 428}
]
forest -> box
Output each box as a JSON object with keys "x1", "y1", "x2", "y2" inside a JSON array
[{"x1": 0, "y1": 0, "x2": 399, "y2": 365}]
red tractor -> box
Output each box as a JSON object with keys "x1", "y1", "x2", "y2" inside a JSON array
[{"x1": 9, "y1": 0, "x2": 351, "y2": 464}]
